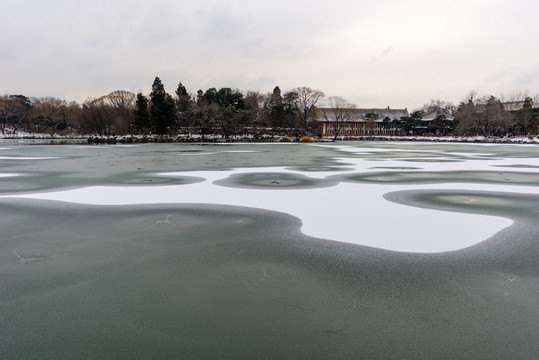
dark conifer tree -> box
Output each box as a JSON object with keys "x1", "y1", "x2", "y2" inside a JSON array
[
  {"x1": 203, "y1": 88, "x2": 219, "y2": 105},
  {"x1": 516, "y1": 97, "x2": 537, "y2": 135},
  {"x1": 268, "y1": 86, "x2": 285, "y2": 130},
  {"x1": 150, "y1": 77, "x2": 176, "y2": 134},
  {"x1": 175, "y1": 82, "x2": 191, "y2": 112},
  {"x1": 134, "y1": 92, "x2": 149, "y2": 133},
  {"x1": 175, "y1": 82, "x2": 192, "y2": 129}
]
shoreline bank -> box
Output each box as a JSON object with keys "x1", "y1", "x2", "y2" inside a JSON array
[{"x1": 1, "y1": 132, "x2": 538, "y2": 144}]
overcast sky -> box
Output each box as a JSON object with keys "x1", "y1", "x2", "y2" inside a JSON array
[{"x1": 2, "y1": 0, "x2": 538, "y2": 109}]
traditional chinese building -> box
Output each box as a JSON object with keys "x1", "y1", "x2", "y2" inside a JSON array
[
  {"x1": 415, "y1": 110, "x2": 455, "y2": 136},
  {"x1": 315, "y1": 107, "x2": 409, "y2": 137}
]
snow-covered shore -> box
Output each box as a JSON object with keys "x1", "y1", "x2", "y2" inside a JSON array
[
  {"x1": 328, "y1": 134, "x2": 539, "y2": 144},
  {"x1": 1, "y1": 129, "x2": 538, "y2": 145}
]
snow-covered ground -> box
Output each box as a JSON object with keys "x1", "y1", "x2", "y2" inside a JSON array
[{"x1": 327, "y1": 134, "x2": 539, "y2": 144}]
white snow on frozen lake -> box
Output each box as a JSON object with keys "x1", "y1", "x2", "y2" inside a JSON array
[{"x1": 0, "y1": 156, "x2": 60, "y2": 160}]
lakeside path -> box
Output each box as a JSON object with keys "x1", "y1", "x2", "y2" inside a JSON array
[{"x1": 1, "y1": 142, "x2": 539, "y2": 359}]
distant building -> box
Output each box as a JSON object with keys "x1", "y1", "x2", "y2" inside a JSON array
[
  {"x1": 416, "y1": 110, "x2": 455, "y2": 136},
  {"x1": 502, "y1": 101, "x2": 539, "y2": 112},
  {"x1": 315, "y1": 107, "x2": 409, "y2": 137}
]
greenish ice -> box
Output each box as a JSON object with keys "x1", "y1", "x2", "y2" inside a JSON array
[{"x1": 1, "y1": 141, "x2": 539, "y2": 359}]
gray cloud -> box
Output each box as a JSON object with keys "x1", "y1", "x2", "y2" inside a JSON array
[
  {"x1": 2, "y1": 0, "x2": 539, "y2": 109},
  {"x1": 370, "y1": 46, "x2": 396, "y2": 62},
  {"x1": 198, "y1": 7, "x2": 247, "y2": 43},
  {"x1": 514, "y1": 67, "x2": 539, "y2": 88}
]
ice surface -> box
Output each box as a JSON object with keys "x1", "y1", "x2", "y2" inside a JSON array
[
  {"x1": 9, "y1": 177, "x2": 536, "y2": 253},
  {"x1": 4, "y1": 143, "x2": 539, "y2": 253},
  {"x1": 2, "y1": 141, "x2": 539, "y2": 359}
]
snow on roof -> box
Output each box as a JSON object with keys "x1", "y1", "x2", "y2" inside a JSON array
[
  {"x1": 421, "y1": 110, "x2": 455, "y2": 121},
  {"x1": 502, "y1": 101, "x2": 539, "y2": 112}
]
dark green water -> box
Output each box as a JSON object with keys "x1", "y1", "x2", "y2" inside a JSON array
[{"x1": 1, "y1": 142, "x2": 539, "y2": 359}]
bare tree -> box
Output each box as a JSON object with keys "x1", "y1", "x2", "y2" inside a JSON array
[
  {"x1": 416, "y1": 99, "x2": 456, "y2": 116},
  {"x1": 79, "y1": 97, "x2": 115, "y2": 135},
  {"x1": 98, "y1": 90, "x2": 136, "y2": 134},
  {"x1": 244, "y1": 90, "x2": 270, "y2": 129},
  {"x1": 464, "y1": 89, "x2": 480, "y2": 104},
  {"x1": 0, "y1": 95, "x2": 30, "y2": 134},
  {"x1": 78, "y1": 91, "x2": 136, "y2": 135},
  {"x1": 29, "y1": 97, "x2": 66, "y2": 133},
  {"x1": 500, "y1": 89, "x2": 530, "y2": 103},
  {"x1": 293, "y1": 86, "x2": 325, "y2": 132},
  {"x1": 322, "y1": 96, "x2": 356, "y2": 142},
  {"x1": 194, "y1": 101, "x2": 220, "y2": 140}
]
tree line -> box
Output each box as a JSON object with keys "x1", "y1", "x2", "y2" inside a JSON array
[
  {"x1": 452, "y1": 92, "x2": 538, "y2": 137},
  {"x1": 1, "y1": 78, "x2": 538, "y2": 139},
  {"x1": 0, "y1": 77, "x2": 326, "y2": 140}
]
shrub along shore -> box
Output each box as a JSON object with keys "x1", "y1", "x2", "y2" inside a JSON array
[
  {"x1": 1, "y1": 130, "x2": 538, "y2": 145},
  {"x1": 88, "y1": 134, "x2": 539, "y2": 144}
]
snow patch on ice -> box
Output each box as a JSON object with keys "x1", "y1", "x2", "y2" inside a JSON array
[{"x1": 0, "y1": 156, "x2": 59, "y2": 160}]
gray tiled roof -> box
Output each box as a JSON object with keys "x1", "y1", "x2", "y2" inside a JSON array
[
  {"x1": 421, "y1": 110, "x2": 454, "y2": 121},
  {"x1": 502, "y1": 101, "x2": 539, "y2": 112}
]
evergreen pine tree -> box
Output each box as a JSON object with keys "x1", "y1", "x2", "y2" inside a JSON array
[
  {"x1": 134, "y1": 92, "x2": 149, "y2": 133},
  {"x1": 175, "y1": 82, "x2": 192, "y2": 130},
  {"x1": 268, "y1": 86, "x2": 284, "y2": 130},
  {"x1": 150, "y1": 77, "x2": 176, "y2": 134},
  {"x1": 516, "y1": 97, "x2": 537, "y2": 135}
]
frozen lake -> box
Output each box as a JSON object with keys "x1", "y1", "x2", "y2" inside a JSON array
[{"x1": 1, "y1": 141, "x2": 539, "y2": 359}]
